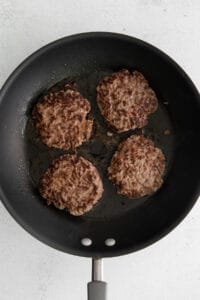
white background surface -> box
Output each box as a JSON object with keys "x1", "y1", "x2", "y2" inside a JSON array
[{"x1": 0, "y1": 1, "x2": 200, "y2": 299}]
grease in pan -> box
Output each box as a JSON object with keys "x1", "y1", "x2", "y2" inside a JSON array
[{"x1": 35, "y1": 70, "x2": 164, "y2": 216}]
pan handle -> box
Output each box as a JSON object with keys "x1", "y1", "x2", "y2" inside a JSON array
[{"x1": 87, "y1": 258, "x2": 107, "y2": 300}]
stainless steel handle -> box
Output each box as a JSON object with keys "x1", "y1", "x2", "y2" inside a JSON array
[{"x1": 87, "y1": 258, "x2": 107, "y2": 300}]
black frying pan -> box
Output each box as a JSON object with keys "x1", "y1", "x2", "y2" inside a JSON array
[{"x1": 0, "y1": 32, "x2": 200, "y2": 300}]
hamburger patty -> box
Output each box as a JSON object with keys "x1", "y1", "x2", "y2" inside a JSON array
[
  {"x1": 108, "y1": 135, "x2": 165, "y2": 198},
  {"x1": 96, "y1": 69, "x2": 158, "y2": 132},
  {"x1": 39, "y1": 154, "x2": 104, "y2": 216},
  {"x1": 32, "y1": 84, "x2": 93, "y2": 150}
]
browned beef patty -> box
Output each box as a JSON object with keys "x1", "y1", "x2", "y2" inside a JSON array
[
  {"x1": 32, "y1": 84, "x2": 93, "y2": 150},
  {"x1": 108, "y1": 135, "x2": 165, "y2": 198},
  {"x1": 96, "y1": 69, "x2": 158, "y2": 132},
  {"x1": 39, "y1": 154, "x2": 104, "y2": 216}
]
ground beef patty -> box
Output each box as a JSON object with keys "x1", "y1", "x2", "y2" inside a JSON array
[
  {"x1": 96, "y1": 69, "x2": 158, "y2": 132},
  {"x1": 32, "y1": 84, "x2": 93, "y2": 150},
  {"x1": 108, "y1": 135, "x2": 165, "y2": 198},
  {"x1": 39, "y1": 154, "x2": 104, "y2": 216}
]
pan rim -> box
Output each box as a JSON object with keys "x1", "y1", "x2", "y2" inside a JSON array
[{"x1": 0, "y1": 31, "x2": 200, "y2": 258}]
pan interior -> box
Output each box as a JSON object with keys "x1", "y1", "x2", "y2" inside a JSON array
[
  {"x1": 25, "y1": 72, "x2": 174, "y2": 220},
  {"x1": 0, "y1": 33, "x2": 199, "y2": 257}
]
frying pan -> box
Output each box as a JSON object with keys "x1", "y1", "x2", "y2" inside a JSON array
[{"x1": 0, "y1": 32, "x2": 200, "y2": 300}]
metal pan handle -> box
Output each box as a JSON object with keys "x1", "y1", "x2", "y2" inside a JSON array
[{"x1": 87, "y1": 258, "x2": 107, "y2": 300}]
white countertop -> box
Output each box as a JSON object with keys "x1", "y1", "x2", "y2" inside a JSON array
[{"x1": 0, "y1": 1, "x2": 200, "y2": 299}]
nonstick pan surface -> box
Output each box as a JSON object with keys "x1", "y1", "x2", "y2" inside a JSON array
[{"x1": 0, "y1": 32, "x2": 200, "y2": 258}]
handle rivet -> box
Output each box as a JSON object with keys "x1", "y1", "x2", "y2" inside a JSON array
[
  {"x1": 81, "y1": 238, "x2": 92, "y2": 246},
  {"x1": 105, "y1": 238, "x2": 116, "y2": 246}
]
